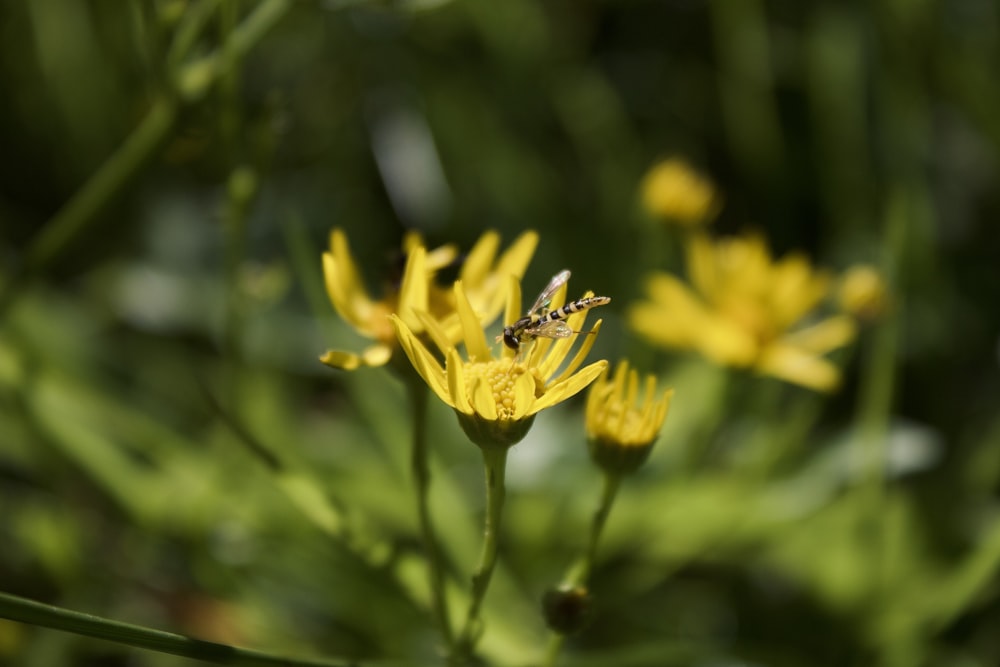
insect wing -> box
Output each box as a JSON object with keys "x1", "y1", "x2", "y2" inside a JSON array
[
  {"x1": 528, "y1": 269, "x2": 571, "y2": 316},
  {"x1": 529, "y1": 319, "x2": 574, "y2": 340}
]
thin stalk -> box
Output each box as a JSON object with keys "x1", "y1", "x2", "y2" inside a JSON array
[
  {"x1": 454, "y1": 446, "x2": 509, "y2": 661},
  {"x1": 0, "y1": 95, "x2": 178, "y2": 316},
  {"x1": 853, "y1": 188, "x2": 906, "y2": 626},
  {"x1": 0, "y1": 0, "x2": 292, "y2": 319},
  {"x1": 0, "y1": 591, "x2": 353, "y2": 667},
  {"x1": 543, "y1": 472, "x2": 622, "y2": 667},
  {"x1": 407, "y1": 380, "x2": 454, "y2": 647},
  {"x1": 583, "y1": 472, "x2": 622, "y2": 581}
]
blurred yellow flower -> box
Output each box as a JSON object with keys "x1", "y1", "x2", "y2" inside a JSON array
[
  {"x1": 320, "y1": 229, "x2": 538, "y2": 371},
  {"x1": 391, "y1": 277, "x2": 608, "y2": 449},
  {"x1": 641, "y1": 158, "x2": 720, "y2": 226},
  {"x1": 628, "y1": 232, "x2": 857, "y2": 392},
  {"x1": 586, "y1": 360, "x2": 674, "y2": 475},
  {"x1": 838, "y1": 264, "x2": 888, "y2": 321}
]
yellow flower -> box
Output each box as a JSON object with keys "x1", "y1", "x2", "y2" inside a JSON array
[
  {"x1": 391, "y1": 276, "x2": 608, "y2": 450},
  {"x1": 641, "y1": 158, "x2": 721, "y2": 226},
  {"x1": 586, "y1": 360, "x2": 674, "y2": 475},
  {"x1": 838, "y1": 264, "x2": 888, "y2": 321},
  {"x1": 320, "y1": 228, "x2": 538, "y2": 371},
  {"x1": 628, "y1": 232, "x2": 857, "y2": 392}
]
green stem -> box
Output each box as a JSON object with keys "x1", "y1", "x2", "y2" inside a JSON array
[
  {"x1": 0, "y1": 591, "x2": 353, "y2": 667},
  {"x1": 454, "y1": 445, "x2": 509, "y2": 661},
  {"x1": 543, "y1": 472, "x2": 622, "y2": 667},
  {"x1": 583, "y1": 472, "x2": 622, "y2": 582},
  {"x1": 0, "y1": 0, "x2": 292, "y2": 319},
  {"x1": 407, "y1": 381, "x2": 454, "y2": 647},
  {"x1": 0, "y1": 95, "x2": 178, "y2": 317}
]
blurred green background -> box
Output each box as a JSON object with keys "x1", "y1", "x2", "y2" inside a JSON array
[{"x1": 2, "y1": 1, "x2": 1000, "y2": 666}]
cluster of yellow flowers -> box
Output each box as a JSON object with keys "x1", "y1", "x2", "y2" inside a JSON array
[
  {"x1": 632, "y1": 157, "x2": 886, "y2": 392},
  {"x1": 320, "y1": 227, "x2": 672, "y2": 458},
  {"x1": 318, "y1": 159, "x2": 886, "y2": 659}
]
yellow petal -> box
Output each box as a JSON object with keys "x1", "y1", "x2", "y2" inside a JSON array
[
  {"x1": 511, "y1": 369, "x2": 536, "y2": 420},
  {"x1": 402, "y1": 230, "x2": 425, "y2": 255},
  {"x1": 535, "y1": 291, "x2": 595, "y2": 379},
  {"x1": 528, "y1": 360, "x2": 608, "y2": 415},
  {"x1": 695, "y1": 313, "x2": 759, "y2": 366},
  {"x1": 500, "y1": 276, "x2": 523, "y2": 360},
  {"x1": 447, "y1": 347, "x2": 472, "y2": 414},
  {"x1": 319, "y1": 349, "x2": 363, "y2": 370},
  {"x1": 414, "y1": 310, "x2": 455, "y2": 357},
  {"x1": 454, "y1": 281, "x2": 491, "y2": 362},
  {"x1": 461, "y1": 230, "x2": 500, "y2": 287},
  {"x1": 629, "y1": 273, "x2": 710, "y2": 347},
  {"x1": 494, "y1": 231, "x2": 539, "y2": 280},
  {"x1": 361, "y1": 345, "x2": 393, "y2": 367},
  {"x1": 390, "y1": 315, "x2": 450, "y2": 405},
  {"x1": 756, "y1": 343, "x2": 841, "y2": 392},
  {"x1": 323, "y1": 249, "x2": 376, "y2": 335},
  {"x1": 426, "y1": 244, "x2": 459, "y2": 272},
  {"x1": 470, "y1": 375, "x2": 498, "y2": 420},
  {"x1": 686, "y1": 232, "x2": 719, "y2": 303},
  {"x1": 481, "y1": 231, "x2": 539, "y2": 319},
  {"x1": 397, "y1": 245, "x2": 428, "y2": 330},
  {"x1": 770, "y1": 254, "x2": 829, "y2": 328},
  {"x1": 783, "y1": 315, "x2": 857, "y2": 354},
  {"x1": 547, "y1": 319, "x2": 603, "y2": 385}
]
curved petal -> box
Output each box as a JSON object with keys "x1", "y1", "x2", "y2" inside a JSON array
[
  {"x1": 455, "y1": 281, "x2": 492, "y2": 362},
  {"x1": 397, "y1": 245, "x2": 428, "y2": 330},
  {"x1": 390, "y1": 315, "x2": 450, "y2": 404},
  {"x1": 493, "y1": 231, "x2": 539, "y2": 282},
  {"x1": 323, "y1": 247, "x2": 377, "y2": 335},
  {"x1": 756, "y1": 343, "x2": 842, "y2": 392},
  {"x1": 470, "y1": 375, "x2": 498, "y2": 420},
  {"x1": 361, "y1": 344, "x2": 393, "y2": 367},
  {"x1": 631, "y1": 272, "x2": 709, "y2": 345},
  {"x1": 771, "y1": 254, "x2": 829, "y2": 328},
  {"x1": 686, "y1": 233, "x2": 718, "y2": 303},
  {"x1": 511, "y1": 368, "x2": 536, "y2": 420},
  {"x1": 528, "y1": 360, "x2": 608, "y2": 415},
  {"x1": 695, "y1": 313, "x2": 759, "y2": 366},
  {"x1": 447, "y1": 347, "x2": 472, "y2": 414},
  {"x1": 461, "y1": 230, "x2": 500, "y2": 288},
  {"x1": 783, "y1": 315, "x2": 857, "y2": 354},
  {"x1": 536, "y1": 290, "x2": 596, "y2": 379},
  {"x1": 319, "y1": 349, "x2": 364, "y2": 371},
  {"x1": 414, "y1": 310, "x2": 455, "y2": 357},
  {"x1": 500, "y1": 276, "x2": 523, "y2": 360},
  {"x1": 480, "y1": 231, "x2": 539, "y2": 320},
  {"x1": 547, "y1": 319, "x2": 603, "y2": 386}
]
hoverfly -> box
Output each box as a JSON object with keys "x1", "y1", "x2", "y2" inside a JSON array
[{"x1": 499, "y1": 269, "x2": 611, "y2": 353}]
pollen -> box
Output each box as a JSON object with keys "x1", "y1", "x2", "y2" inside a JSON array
[{"x1": 464, "y1": 360, "x2": 527, "y2": 420}]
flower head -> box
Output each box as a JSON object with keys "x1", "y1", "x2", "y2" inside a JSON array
[
  {"x1": 641, "y1": 158, "x2": 721, "y2": 226},
  {"x1": 838, "y1": 264, "x2": 888, "y2": 322},
  {"x1": 320, "y1": 229, "x2": 537, "y2": 371},
  {"x1": 627, "y1": 232, "x2": 857, "y2": 392},
  {"x1": 586, "y1": 360, "x2": 673, "y2": 475},
  {"x1": 391, "y1": 276, "x2": 608, "y2": 450}
]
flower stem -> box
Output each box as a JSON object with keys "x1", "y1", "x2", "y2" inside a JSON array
[
  {"x1": 587, "y1": 473, "x2": 622, "y2": 575},
  {"x1": 406, "y1": 380, "x2": 454, "y2": 648},
  {"x1": 543, "y1": 471, "x2": 621, "y2": 667},
  {"x1": 0, "y1": 590, "x2": 349, "y2": 667},
  {"x1": 454, "y1": 445, "x2": 509, "y2": 661}
]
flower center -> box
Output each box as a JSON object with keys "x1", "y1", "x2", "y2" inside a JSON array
[{"x1": 464, "y1": 360, "x2": 528, "y2": 420}]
